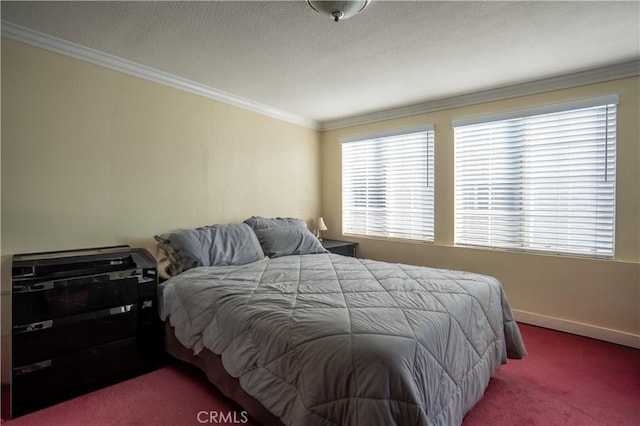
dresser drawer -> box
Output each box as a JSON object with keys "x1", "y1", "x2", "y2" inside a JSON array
[
  {"x1": 12, "y1": 337, "x2": 142, "y2": 417},
  {"x1": 13, "y1": 304, "x2": 137, "y2": 366},
  {"x1": 12, "y1": 274, "x2": 139, "y2": 324}
]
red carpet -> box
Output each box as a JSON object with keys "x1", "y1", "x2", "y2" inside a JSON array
[
  {"x1": 465, "y1": 324, "x2": 639, "y2": 425},
  {"x1": 1, "y1": 361, "x2": 258, "y2": 426},
  {"x1": 2, "y1": 324, "x2": 639, "y2": 425}
]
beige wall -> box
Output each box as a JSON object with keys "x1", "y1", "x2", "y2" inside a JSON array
[
  {"x1": 0, "y1": 39, "x2": 321, "y2": 383},
  {"x1": 322, "y1": 77, "x2": 640, "y2": 343}
]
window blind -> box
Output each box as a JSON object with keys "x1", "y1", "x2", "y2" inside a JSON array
[
  {"x1": 342, "y1": 126, "x2": 435, "y2": 241},
  {"x1": 454, "y1": 98, "x2": 617, "y2": 257}
]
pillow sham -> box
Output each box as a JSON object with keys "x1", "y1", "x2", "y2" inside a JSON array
[
  {"x1": 154, "y1": 229, "x2": 208, "y2": 276},
  {"x1": 154, "y1": 223, "x2": 264, "y2": 276},
  {"x1": 243, "y1": 216, "x2": 307, "y2": 231},
  {"x1": 255, "y1": 226, "x2": 328, "y2": 258},
  {"x1": 207, "y1": 223, "x2": 265, "y2": 266}
]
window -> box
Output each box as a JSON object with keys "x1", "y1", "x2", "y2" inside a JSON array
[
  {"x1": 453, "y1": 95, "x2": 617, "y2": 257},
  {"x1": 341, "y1": 125, "x2": 435, "y2": 241}
]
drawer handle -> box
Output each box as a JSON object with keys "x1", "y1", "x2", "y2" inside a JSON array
[
  {"x1": 13, "y1": 359, "x2": 52, "y2": 375},
  {"x1": 12, "y1": 269, "x2": 142, "y2": 293},
  {"x1": 14, "y1": 304, "x2": 135, "y2": 333},
  {"x1": 13, "y1": 320, "x2": 53, "y2": 335},
  {"x1": 108, "y1": 304, "x2": 135, "y2": 315}
]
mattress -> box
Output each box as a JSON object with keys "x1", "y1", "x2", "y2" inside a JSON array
[{"x1": 159, "y1": 253, "x2": 526, "y2": 425}]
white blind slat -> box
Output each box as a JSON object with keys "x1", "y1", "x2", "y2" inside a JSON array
[
  {"x1": 342, "y1": 128, "x2": 435, "y2": 241},
  {"x1": 454, "y1": 101, "x2": 616, "y2": 257}
]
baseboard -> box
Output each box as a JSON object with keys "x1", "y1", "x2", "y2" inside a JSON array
[{"x1": 512, "y1": 309, "x2": 640, "y2": 349}]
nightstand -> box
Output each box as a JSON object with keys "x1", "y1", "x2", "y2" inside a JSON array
[{"x1": 321, "y1": 239, "x2": 358, "y2": 257}]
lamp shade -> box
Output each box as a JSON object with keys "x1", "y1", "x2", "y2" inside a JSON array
[
  {"x1": 316, "y1": 217, "x2": 328, "y2": 231},
  {"x1": 307, "y1": 1, "x2": 370, "y2": 22}
]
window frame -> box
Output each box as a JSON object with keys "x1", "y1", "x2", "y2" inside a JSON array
[
  {"x1": 452, "y1": 95, "x2": 618, "y2": 258},
  {"x1": 340, "y1": 124, "x2": 436, "y2": 243}
]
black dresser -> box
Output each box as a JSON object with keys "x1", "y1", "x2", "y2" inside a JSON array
[{"x1": 11, "y1": 246, "x2": 159, "y2": 418}]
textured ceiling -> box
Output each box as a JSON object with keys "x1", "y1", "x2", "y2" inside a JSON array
[{"x1": 2, "y1": 1, "x2": 639, "y2": 124}]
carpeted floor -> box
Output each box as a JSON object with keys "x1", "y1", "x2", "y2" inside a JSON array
[
  {"x1": 463, "y1": 324, "x2": 639, "y2": 425},
  {"x1": 2, "y1": 323, "x2": 639, "y2": 425}
]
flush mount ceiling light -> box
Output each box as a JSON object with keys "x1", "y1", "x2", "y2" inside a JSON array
[{"x1": 307, "y1": 1, "x2": 370, "y2": 22}]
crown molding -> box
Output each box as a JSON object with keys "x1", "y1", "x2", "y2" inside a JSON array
[
  {"x1": 3, "y1": 21, "x2": 638, "y2": 133},
  {"x1": 321, "y1": 60, "x2": 640, "y2": 131},
  {"x1": 1, "y1": 21, "x2": 320, "y2": 130}
]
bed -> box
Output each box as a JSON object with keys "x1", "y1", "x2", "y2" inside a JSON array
[{"x1": 156, "y1": 218, "x2": 527, "y2": 426}]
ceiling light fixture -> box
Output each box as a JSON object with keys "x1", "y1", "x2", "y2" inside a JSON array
[{"x1": 307, "y1": 1, "x2": 370, "y2": 22}]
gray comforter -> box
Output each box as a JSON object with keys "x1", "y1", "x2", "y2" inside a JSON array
[{"x1": 160, "y1": 253, "x2": 526, "y2": 426}]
